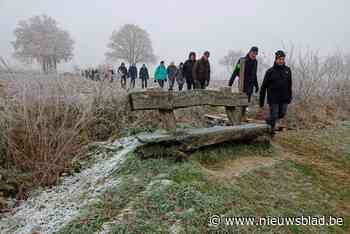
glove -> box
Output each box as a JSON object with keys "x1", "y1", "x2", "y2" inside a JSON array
[
  {"x1": 154, "y1": 79, "x2": 157, "y2": 83},
  {"x1": 255, "y1": 86, "x2": 259, "y2": 93}
]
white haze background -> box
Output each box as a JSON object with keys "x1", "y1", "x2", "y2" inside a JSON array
[{"x1": 1, "y1": 0, "x2": 349, "y2": 77}]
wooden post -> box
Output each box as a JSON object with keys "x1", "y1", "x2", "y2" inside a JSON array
[
  {"x1": 219, "y1": 87, "x2": 244, "y2": 125},
  {"x1": 239, "y1": 58, "x2": 246, "y2": 93},
  {"x1": 238, "y1": 58, "x2": 247, "y2": 121},
  {"x1": 158, "y1": 109, "x2": 176, "y2": 131},
  {"x1": 225, "y1": 107, "x2": 242, "y2": 125}
]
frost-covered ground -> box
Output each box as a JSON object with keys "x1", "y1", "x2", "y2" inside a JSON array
[{"x1": 0, "y1": 137, "x2": 141, "y2": 234}]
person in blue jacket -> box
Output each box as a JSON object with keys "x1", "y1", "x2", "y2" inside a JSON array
[{"x1": 154, "y1": 61, "x2": 167, "y2": 88}]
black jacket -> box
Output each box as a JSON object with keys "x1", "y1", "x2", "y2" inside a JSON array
[
  {"x1": 183, "y1": 59, "x2": 196, "y2": 82},
  {"x1": 229, "y1": 56, "x2": 259, "y2": 95},
  {"x1": 139, "y1": 67, "x2": 149, "y2": 80},
  {"x1": 259, "y1": 63, "x2": 292, "y2": 107},
  {"x1": 193, "y1": 57, "x2": 210, "y2": 82},
  {"x1": 128, "y1": 65, "x2": 138, "y2": 79},
  {"x1": 118, "y1": 66, "x2": 127, "y2": 77}
]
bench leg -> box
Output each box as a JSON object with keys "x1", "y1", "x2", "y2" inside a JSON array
[
  {"x1": 159, "y1": 109, "x2": 176, "y2": 131},
  {"x1": 225, "y1": 106, "x2": 245, "y2": 125}
]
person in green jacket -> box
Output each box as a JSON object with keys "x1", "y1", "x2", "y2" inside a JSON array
[{"x1": 154, "y1": 61, "x2": 167, "y2": 88}]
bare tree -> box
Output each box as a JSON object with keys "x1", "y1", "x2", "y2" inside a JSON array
[
  {"x1": 106, "y1": 24, "x2": 156, "y2": 65},
  {"x1": 282, "y1": 43, "x2": 350, "y2": 111},
  {"x1": 12, "y1": 15, "x2": 74, "y2": 73},
  {"x1": 219, "y1": 50, "x2": 244, "y2": 72}
]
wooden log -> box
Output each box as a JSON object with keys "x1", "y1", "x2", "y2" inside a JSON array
[
  {"x1": 129, "y1": 89, "x2": 249, "y2": 111},
  {"x1": 135, "y1": 124, "x2": 271, "y2": 159}
]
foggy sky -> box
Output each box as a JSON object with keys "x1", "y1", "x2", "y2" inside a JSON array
[{"x1": 1, "y1": 0, "x2": 349, "y2": 74}]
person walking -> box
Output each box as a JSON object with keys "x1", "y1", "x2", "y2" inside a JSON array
[
  {"x1": 228, "y1": 46, "x2": 259, "y2": 102},
  {"x1": 167, "y1": 62, "x2": 178, "y2": 91},
  {"x1": 139, "y1": 64, "x2": 149, "y2": 89},
  {"x1": 128, "y1": 63, "x2": 138, "y2": 89},
  {"x1": 118, "y1": 62, "x2": 128, "y2": 89},
  {"x1": 193, "y1": 51, "x2": 211, "y2": 89},
  {"x1": 183, "y1": 52, "x2": 196, "y2": 90},
  {"x1": 176, "y1": 62, "x2": 185, "y2": 91},
  {"x1": 154, "y1": 61, "x2": 167, "y2": 89},
  {"x1": 259, "y1": 50, "x2": 292, "y2": 135}
]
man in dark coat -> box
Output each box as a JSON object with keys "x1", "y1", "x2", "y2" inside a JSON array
[
  {"x1": 118, "y1": 62, "x2": 128, "y2": 89},
  {"x1": 183, "y1": 52, "x2": 196, "y2": 90},
  {"x1": 128, "y1": 63, "x2": 138, "y2": 89},
  {"x1": 260, "y1": 50, "x2": 292, "y2": 135},
  {"x1": 139, "y1": 64, "x2": 149, "y2": 89},
  {"x1": 192, "y1": 51, "x2": 211, "y2": 89},
  {"x1": 228, "y1": 46, "x2": 259, "y2": 102}
]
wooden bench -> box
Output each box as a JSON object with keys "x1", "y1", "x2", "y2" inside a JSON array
[
  {"x1": 128, "y1": 87, "x2": 249, "y2": 131},
  {"x1": 128, "y1": 87, "x2": 271, "y2": 158}
]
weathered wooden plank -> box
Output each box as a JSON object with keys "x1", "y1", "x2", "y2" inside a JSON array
[
  {"x1": 129, "y1": 90, "x2": 174, "y2": 110},
  {"x1": 135, "y1": 124, "x2": 271, "y2": 158},
  {"x1": 129, "y1": 89, "x2": 249, "y2": 111}
]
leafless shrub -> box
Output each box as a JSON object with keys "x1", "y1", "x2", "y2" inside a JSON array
[
  {"x1": 0, "y1": 76, "x2": 93, "y2": 185},
  {"x1": 280, "y1": 44, "x2": 350, "y2": 127}
]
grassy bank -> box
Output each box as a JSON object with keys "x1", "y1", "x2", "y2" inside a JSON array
[{"x1": 58, "y1": 122, "x2": 350, "y2": 234}]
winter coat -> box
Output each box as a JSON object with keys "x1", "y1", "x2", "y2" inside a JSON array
[
  {"x1": 176, "y1": 65, "x2": 185, "y2": 85},
  {"x1": 154, "y1": 65, "x2": 167, "y2": 81},
  {"x1": 118, "y1": 66, "x2": 128, "y2": 77},
  {"x1": 128, "y1": 65, "x2": 138, "y2": 79},
  {"x1": 167, "y1": 65, "x2": 178, "y2": 81},
  {"x1": 192, "y1": 57, "x2": 210, "y2": 82},
  {"x1": 139, "y1": 67, "x2": 149, "y2": 80},
  {"x1": 183, "y1": 59, "x2": 196, "y2": 82},
  {"x1": 259, "y1": 63, "x2": 292, "y2": 107},
  {"x1": 229, "y1": 55, "x2": 259, "y2": 95}
]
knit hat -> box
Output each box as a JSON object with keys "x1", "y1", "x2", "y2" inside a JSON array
[
  {"x1": 249, "y1": 46, "x2": 259, "y2": 54},
  {"x1": 275, "y1": 50, "x2": 286, "y2": 58}
]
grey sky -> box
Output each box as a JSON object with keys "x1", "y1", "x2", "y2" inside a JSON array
[{"x1": 1, "y1": 0, "x2": 349, "y2": 74}]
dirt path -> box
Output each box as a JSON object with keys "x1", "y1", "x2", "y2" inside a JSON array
[
  {"x1": 0, "y1": 137, "x2": 141, "y2": 234},
  {"x1": 204, "y1": 156, "x2": 278, "y2": 180}
]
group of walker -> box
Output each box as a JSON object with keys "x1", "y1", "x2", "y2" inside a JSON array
[
  {"x1": 113, "y1": 50, "x2": 211, "y2": 91},
  {"x1": 152, "y1": 46, "x2": 292, "y2": 135},
  {"x1": 83, "y1": 46, "x2": 292, "y2": 134},
  {"x1": 227, "y1": 47, "x2": 292, "y2": 135}
]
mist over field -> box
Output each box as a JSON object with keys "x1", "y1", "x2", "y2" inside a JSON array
[{"x1": 1, "y1": 0, "x2": 350, "y2": 75}]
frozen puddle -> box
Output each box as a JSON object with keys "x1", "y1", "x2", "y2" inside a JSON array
[{"x1": 0, "y1": 137, "x2": 141, "y2": 234}]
